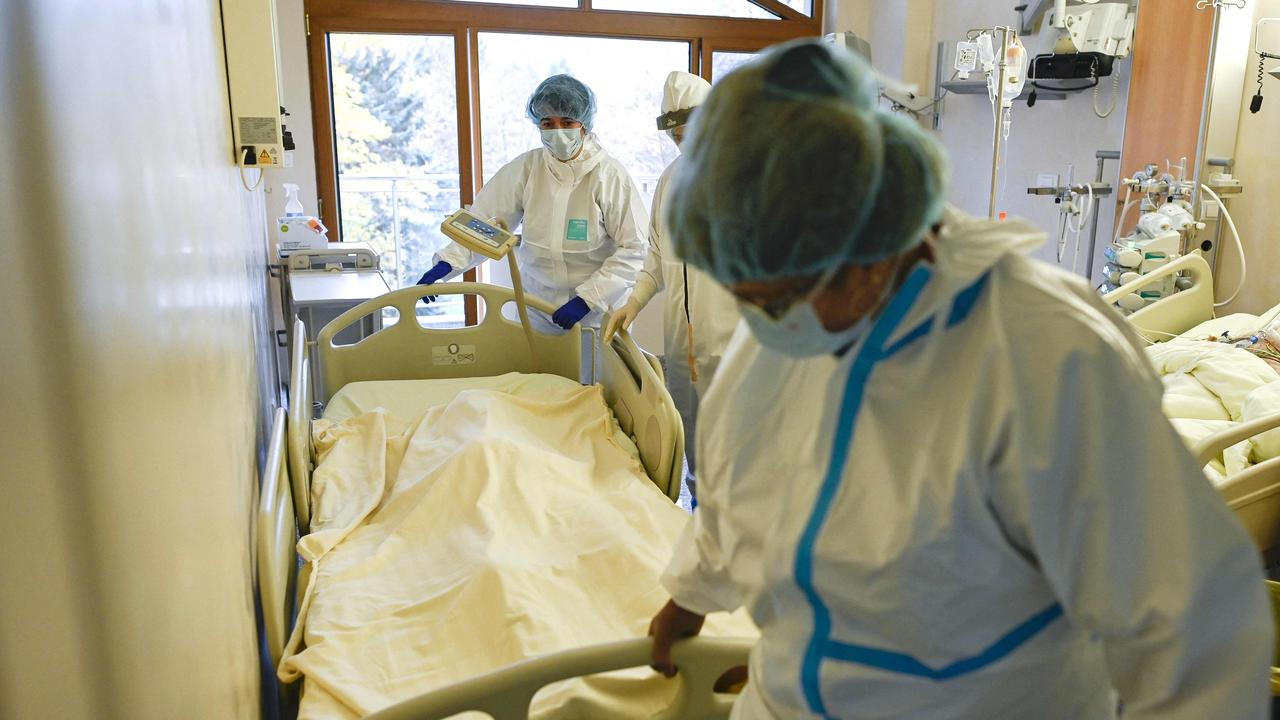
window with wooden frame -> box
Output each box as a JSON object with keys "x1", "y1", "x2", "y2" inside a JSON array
[{"x1": 306, "y1": 0, "x2": 824, "y2": 326}]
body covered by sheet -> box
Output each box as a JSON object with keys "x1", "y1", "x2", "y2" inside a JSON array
[
  {"x1": 278, "y1": 377, "x2": 753, "y2": 718},
  {"x1": 1146, "y1": 339, "x2": 1280, "y2": 480}
]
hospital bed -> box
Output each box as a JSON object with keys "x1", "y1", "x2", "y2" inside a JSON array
[
  {"x1": 1102, "y1": 253, "x2": 1280, "y2": 555},
  {"x1": 258, "y1": 282, "x2": 754, "y2": 719}
]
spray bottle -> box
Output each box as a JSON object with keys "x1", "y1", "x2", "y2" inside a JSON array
[{"x1": 276, "y1": 183, "x2": 328, "y2": 257}]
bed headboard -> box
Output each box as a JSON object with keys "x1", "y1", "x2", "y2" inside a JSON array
[
  {"x1": 1101, "y1": 252, "x2": 1216, "y2": 340},
  {"x1": 315, "y1": 283, "x2": 581, "y2": 400}
]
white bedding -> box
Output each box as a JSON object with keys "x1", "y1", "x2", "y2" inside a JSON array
[
  {"x1": 281, "y1": 374, "x2": 755, "y2": 718},
  {"x1": 1147, "y1": 339, "x2": 1280, "y2": 482}
]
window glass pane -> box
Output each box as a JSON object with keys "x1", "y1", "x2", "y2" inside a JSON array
[
  {"x1": 477, "y1": 33, "x2": 691, "y2": 213},
  {"x1": 778, "y1": 0, "x2": 813, "y2": 15},
  {"x1": 591, "y1": 0, "x2": 776, "y2": 20},
  {"x1": 712, "y1": 50, "x2": 759, "y2": 82},
  {"x1": 447, "y1": 0, "x2": 577, "y2": 5},
  {"x1": 330, "y1": 33, "x2": 465, "y2": 328}
]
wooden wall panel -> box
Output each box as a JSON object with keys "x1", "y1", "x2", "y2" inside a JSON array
[{"x1": 1117, "y1": 1, "x2": 1216, "y2": 220}]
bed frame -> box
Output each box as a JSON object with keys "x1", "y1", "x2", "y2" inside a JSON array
[
  {"x1": 1102, "y1": 252, "x2": 1280, "y2": 556},
  {"x1": 262, "y1": 283, "x2": 755, "y2": 719},
  {"x1": 286, "y1": 282, "x2": 686, "y2": 531},
  {"x1": 1101, "y1": 252, "x2": 1216, "y2": 343}
]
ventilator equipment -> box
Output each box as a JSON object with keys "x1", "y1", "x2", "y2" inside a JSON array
[
  {"x1": 440, "y1": 208, "x2": 539, "y2": 368},
  {"x1": 1099, "y1": 158, "x2": 1250, "y2": 314}
]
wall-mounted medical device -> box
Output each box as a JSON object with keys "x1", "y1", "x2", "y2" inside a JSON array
[
  {"x1": 220, "y1": 0, "x2": 287, "y2": 168},
  {"x1": 1251, "y1": 18, "x2": 1280, "y2": 112},
  {"x1": 1029, "y1": 0, "x2": 1135, "y2": 81}
]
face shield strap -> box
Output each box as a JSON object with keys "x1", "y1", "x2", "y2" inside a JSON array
[{"x1": 656, "y1": 107, "x2": 695, "y2": 131}]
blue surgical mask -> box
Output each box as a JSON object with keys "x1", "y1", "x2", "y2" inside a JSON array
[
  {"x1": 739, "y1": 259, "x2": 900, "y2": 358},
  {"x1": 541, "y1": 128, "x2": 584, "y2": 162}
]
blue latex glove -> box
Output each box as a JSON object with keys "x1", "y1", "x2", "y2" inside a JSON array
[
  {"x1": 551, "y1": 296, "x2": 591, "y2": 330},
  {"x1": 416, "y1": 261, "x2": 452, "y2": 304}
]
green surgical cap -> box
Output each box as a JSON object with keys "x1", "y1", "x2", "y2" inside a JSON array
[
  {"x1": 666, "y1": 39, "x2": 948, "y2": 285},
  {"x1": 526, "y1": 74, "x2": 597, "y2": 132}
]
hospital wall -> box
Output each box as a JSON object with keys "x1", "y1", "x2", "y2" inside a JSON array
[
  {"x1": 1215, "y1": 0, "x2": 1280, "y2": 316},
  {"x1": 0, "y1": 1, "x2": 274, "y2": 717},
  {"x1": 931, "y1": 1, "x2": 1131, "y2": 273},
  {"x1": 829, "y1": 0, "x2": 1129, "y2": 278}
]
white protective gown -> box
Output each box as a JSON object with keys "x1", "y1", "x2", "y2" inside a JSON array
[
  {"x1": 631, "y1": 157, "x2": 739, "y2": 469},
  {"x1": 435, "y1": 134, "x2": 648, "y2": 334},
  {"x1": 661, "y1": 210, "x2": 1272, "y2": 719}
]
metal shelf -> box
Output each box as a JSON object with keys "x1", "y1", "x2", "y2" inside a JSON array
[{"x1": 940, "y1": 79, "x2": 1068, "y2": 102}]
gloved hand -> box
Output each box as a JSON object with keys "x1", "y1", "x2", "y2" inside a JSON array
[
  {"x1": 551, "y1": 296, "x2": 591, "y2": 330},
  {"x1": 416, "y1": 261, "x2": 452, "y2": 304},
  {"x1": 604, "y1": 297, "x2": 643, "y2": 342}
]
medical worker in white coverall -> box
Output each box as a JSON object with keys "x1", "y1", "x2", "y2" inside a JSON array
[
  {"x1": 418, "y1": 74, "x2": 647, "y2": 336},
  {"x1": 647, "y1": 39, "x2": 1272, "y2": 720},
  {"x1": 606, "y1": 71, "x2": 739, "y2": 494}
]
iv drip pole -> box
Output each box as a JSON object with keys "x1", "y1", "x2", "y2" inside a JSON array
[{"x1": 989, "y1": 26, "x2": 1013, "y2": 219}]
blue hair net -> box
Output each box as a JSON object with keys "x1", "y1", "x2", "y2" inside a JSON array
[
  {"x1": 526, "y1": 74, "x2": 597, "y2": 131},
  {"x1": 665, "y1": 39, "x2": 948, "y2": 285}
]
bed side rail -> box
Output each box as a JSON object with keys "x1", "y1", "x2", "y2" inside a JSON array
[
  {"x1": 362, "y1": 636, "x2": 752, "y2": 720},
  {"x1": 601, "y1": 327, "x2": 685, "y2": 500},
  {"x1": 1192, "y1": 411, "x2": 1280, "y2": 467},
  {"x1": 257, "y1": 407, "x2": 296, "y2": 670},
  {"x1": 1101, "y1": 253, "x2": 1215, "y2": 340},
  {"x1": 1221, "y1": 457, "x2": 1280, "y2": 555},
  {"x1": 1192, "y1": 410, "x2": 1280, "y2": 553},
  {"x1": 288, "y1": 317, "x2": 312, "y2": 531},
  {"x1": 315, "y1": 283, "x2": 581, "y2": 400}
]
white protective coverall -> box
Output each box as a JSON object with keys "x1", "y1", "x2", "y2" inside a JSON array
[
  {"x1": 661, "y1": 209, "x2": 1272, "y2": 719},
  {"x1": 634, "y1": 157, "x2": 739, "y2": 470},
  {"x1": 434, "y1": 134, "x2": 648, "y2": 334}
]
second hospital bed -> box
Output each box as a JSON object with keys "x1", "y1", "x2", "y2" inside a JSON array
[
  {"x1": 259, "y1": 282, "x2": 757, "y2": 719},
  {"x1": 1102, "y1": 253, "x2": 1280, "y2": 555}
]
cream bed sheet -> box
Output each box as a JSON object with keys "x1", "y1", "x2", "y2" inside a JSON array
[
  {"x1": 281, "y1": 376, "x2": 754, "y2": 719},
  {"x1": 323, "y1": 373, "x2": 641, "y2": 460},
  {"x1": 1147, "y1": 340, "x2": 1280, "y2": 482}
]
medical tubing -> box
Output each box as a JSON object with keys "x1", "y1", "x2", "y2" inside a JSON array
[
  {"x1": 1070, "y1": 183, "x2": 1094, "y2": 274},
  {"x1": 507, "y1": 251, "x2": 541, "y2": 370},
  {"x1": 1199, "y1": 183, "x2": 1247, "y2": 307},
  {"x1": 682, "y1": 263, "x2": 698, "y2": 383},
  {"x1": 1112, "y1": 185, "x2": 1136, "y2": 243}
]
